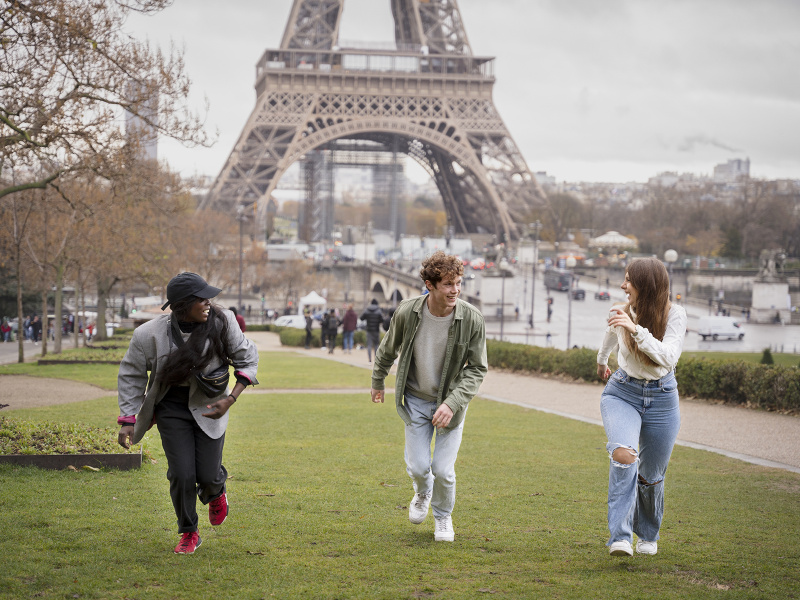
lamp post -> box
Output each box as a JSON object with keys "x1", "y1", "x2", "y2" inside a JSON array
[
  {"x1": 664, "y1": 249, "x2": 678, "y2": 301},
  {"x1": 528, "y1": 220, "x2": 541, "y2": 329},
  {"x1": 236, "y1": 205, "x2": 248, "y2": 311},
  {"x1": 565, "y1": 255, "x2": 576, "y2": 349},
  {"x1": 499, "y1": 258, "x2": 509, "y2": 340}
]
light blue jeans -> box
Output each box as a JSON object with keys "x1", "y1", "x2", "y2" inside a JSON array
[
  {"x1": 600, "y1": 369, "x2": 681, "y2": 545},
  {"x1": 403, "y1": 391, "x2": 465, "y2": 519},
  {"x1": 343, "y1": 330, "x2": 354, "y2": 351}
]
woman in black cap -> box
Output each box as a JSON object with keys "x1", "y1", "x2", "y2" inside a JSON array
[{"x1": 116, "y1": 272, "x2": 259, "y2": 554}]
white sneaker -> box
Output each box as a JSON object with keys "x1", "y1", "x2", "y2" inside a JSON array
[
  {"x1": 434, "y1": 515, "x2": 454, "y2": 542},
  {"x1": 636, "y1": 539, "x2": 658, "y2": 555},
  {"x1": 408, "y1": 492, "x2": 431, "y2": 524},
  {"x1": 609, "y1": 540, "x2": 633, "y2": 556}
]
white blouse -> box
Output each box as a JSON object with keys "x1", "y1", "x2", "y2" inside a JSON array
[{"x1": 597, "y1": 304, "x2": 687, "y2": 381}]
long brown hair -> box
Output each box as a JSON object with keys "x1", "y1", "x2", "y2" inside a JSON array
[{"x1": 623, "y1": 257, "x2": 671, "y2": 366}]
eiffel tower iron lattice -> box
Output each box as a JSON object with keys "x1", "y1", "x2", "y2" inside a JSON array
[{"x1": 202, "y1": 0, "x2": 545, "y2": 241}]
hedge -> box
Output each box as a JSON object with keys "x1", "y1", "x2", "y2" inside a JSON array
[
  {"x1": 486, "y1": 340, "x2": 606, "y2": 383},
  {"x1": 677, "y1": 357, "x2": 800, "y2": 413},
  {"x1": 485, "y1": 340, "x2": 800, "y2": 414},
  {"x1": 277, "y1": 327, "x2": 372, "y2": 349}
]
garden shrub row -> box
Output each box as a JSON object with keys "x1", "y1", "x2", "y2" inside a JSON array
[
  {"x1": 278, "y1": 327, "x2": 372, "y2": 349},
  {"x1": 485, "y1": 340, "x2": 800, "y2": 414},
  {"x1": 677, "y1": 357, "x2": 800, "y2": 413}
]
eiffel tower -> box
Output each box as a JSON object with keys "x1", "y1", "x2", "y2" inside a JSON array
[{"x1": 202, "y1": 0, "x2": 544, "y2": 241}]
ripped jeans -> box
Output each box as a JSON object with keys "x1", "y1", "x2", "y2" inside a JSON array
[{"x1": 600, "y1": 369, "x2": 681, "y2": 545}]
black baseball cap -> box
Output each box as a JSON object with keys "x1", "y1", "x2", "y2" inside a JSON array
[{"x1": 161, "y1": 272, "x2": 222, "y2": 310}]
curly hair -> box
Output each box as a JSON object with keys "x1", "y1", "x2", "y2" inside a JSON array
[
  {"x1": 419, "y1": 251, "x2": 464, "y2": 286},
  {"x1": 622, "y1": 257, "x2": 671, "y2": 366}
]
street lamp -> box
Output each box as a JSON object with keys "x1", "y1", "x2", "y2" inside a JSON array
[
  {"x1": 499, "y1": 258, "x2": 509, "y2": 340},
  {"x1": 565, "y1": 255, "x2": 576, "y2": 349},
  {"x1": 236, "y1": 205, "x2": 249, "y2": 311},
  {"x1": 528, "y1": 220, "x2": 542, "y2": 329},
  {"x1": 664, "y1": 249, "x2": 678, "y2": 301}
]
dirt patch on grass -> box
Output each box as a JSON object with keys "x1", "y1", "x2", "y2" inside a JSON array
[{"x1": 0, "y1": 375, "x2": 111, "y2": 410}]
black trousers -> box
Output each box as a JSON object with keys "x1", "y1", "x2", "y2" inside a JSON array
[{"x1": 155, "y1": 387, "x2": 227, "y2": 533}]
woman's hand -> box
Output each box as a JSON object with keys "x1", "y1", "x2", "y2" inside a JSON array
[
  {"x1": 203, "y1": 395, "x2": 236, "y2": 419},
  {"x1": 608, "y1": 307, "x2": 636, "y2": 334},
  {"x1": 597, "y1": 364, "x2": 612, "y2": 380},
  {"x1": 118, "y1": 425, "x2": 134, "y2": 449}
]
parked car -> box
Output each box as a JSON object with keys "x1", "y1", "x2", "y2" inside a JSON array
[
  {"x1": 595, "y1": 291, "x2": 611, "y2": 300},
  {"x1": 697, "y1": 316, "x2": 744, "y2": 341},
  {"x1": 571, "y1": 288, "x2": 586, "y2": 300},
  {"x1": 274, "y1": 314, "x2": 306, "y2": 329}
]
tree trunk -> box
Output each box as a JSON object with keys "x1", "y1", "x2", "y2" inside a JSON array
[
  {"x1": 53, "y1": 260, "x2": 65, "y2": 353},
  {"x1": 40, "y1": 288, "x2": 48, "y2": 357},
  {"x1": 95, "y1": 275, "x2": 118, "y2": 342},
  {"x1": 74, "y1": 268, "x2": 81, "y2": 349},
  {"x1": 15, "y1": 240, "x2": 25, "y2": 364}
]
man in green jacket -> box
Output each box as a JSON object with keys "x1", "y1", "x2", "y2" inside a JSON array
[{"x1": 370, "y1": 251, "x2": 487, "y2": 542}]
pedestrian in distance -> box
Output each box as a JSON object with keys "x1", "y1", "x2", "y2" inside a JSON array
[
  {"x1": 116, "y1": 272, "x2": 259, "y2": 555},
  {"x1": 304, "y1": 310, "x2": 313, "y2": 349},
  {"x1": 320, "y1": 310, "x2": 329, "y2": 349},
  {"x1": 229, "y1": 306, "x2": 246, "y2": 332},
  {"x1": 341, "y1": 303, "x2": 358, "y2": 354},
  {"x1": 326, "y1": 309, "x2": 340, "y2": 354},
  {"x1": 370, "y1": 251, "x2": 487, "y2": 542},
  {"x1": 596, "y1": 257, "x2": 687, "y2": 558},
  {"x1": 360, "y1": 298, "x2": 383, "y2": 363},
  {"x1": 1, "y1": 318, "x2": 11, "y2": 342}
]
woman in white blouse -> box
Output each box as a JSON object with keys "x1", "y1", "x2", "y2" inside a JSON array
[{"x1": 596, "y1": 257, "x2": 687, "y2": 557}]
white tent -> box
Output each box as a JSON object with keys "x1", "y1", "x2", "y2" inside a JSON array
[
  {"x1": 588, "y1": 231, "x2": 638, "y2": 250},
  {"x1": 298, "y1": 291, "x2": 327, "y2": 315}
]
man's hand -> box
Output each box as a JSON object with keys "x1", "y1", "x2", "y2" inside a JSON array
[
  {"x1": 118, "y1": 425, "x2": 134, "y2": 449},
  {"x1": 203, "y1": 395, "x2": 236, "y2": 419},
  {"x1": 597, "y1": 364, "x2": 612, "y2": 380},
  {"x1": 431, "y1": 403, "x2": 454, "y2": 429},
  {"x1": 371, "y1": 388, "x2": 384, "y2": 403}
]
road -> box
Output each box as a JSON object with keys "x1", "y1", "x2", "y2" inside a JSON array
[{"x1": 481, "y1": 272, "x2": 800, "y2": 355}]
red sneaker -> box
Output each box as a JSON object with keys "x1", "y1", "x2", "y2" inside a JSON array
[
  {"x1": 174, "y1": 531, "x2": 202, "y2": 554},
  {"x1": 209, "y1": 492, "x2": 228, "y2": 526}
]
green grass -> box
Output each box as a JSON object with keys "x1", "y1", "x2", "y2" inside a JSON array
[
  {"x1": 683, "y1": 351, "x2": 799, "y2": 367},
  {"x1": 0, "y1": 350, "x2": 391, "y2": 392},
  {"x1": 0, "y1": 355, "x2": 798, "y2": 599},
  {"x1": 0, "y1": 361, "x2": 121, "y2": 389}
]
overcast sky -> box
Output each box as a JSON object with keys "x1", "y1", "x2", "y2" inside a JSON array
[{"x1": 126, "y1": 0, "x2": 800, "y2": 184}]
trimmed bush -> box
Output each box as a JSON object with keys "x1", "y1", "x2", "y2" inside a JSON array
[
  {"x1": 486, "y1": 341, "x2": 800, "y2": 414},
  {"x1": 277, "y1": 327, "x2": 369, "y2": 349},
  {"x1": 486, "y1": 340, "x2": 609, "y2": 383},
  {"x1": 246, "y1": 324, "x2": 278, "y2": 332},
  {"x1": 761, "y1": 348, "x2": 774, "y2": 365}
]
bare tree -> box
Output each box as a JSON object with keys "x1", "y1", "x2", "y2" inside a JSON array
[{"x1": 0, "y1": 0, "x2": 210, "y2": 199}]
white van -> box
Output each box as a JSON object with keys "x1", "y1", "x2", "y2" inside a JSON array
[{"x1": 696, "y1": 316, "x2": 745, "y2": 341}]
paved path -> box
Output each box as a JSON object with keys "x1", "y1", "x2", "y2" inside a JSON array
[{"x1": 2, "y1": 330, "x2": 798, "y2": 474}]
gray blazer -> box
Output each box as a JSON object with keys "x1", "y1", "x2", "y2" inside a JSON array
[{"x1": 118, "y1": 309, "x2": 259, "y2": 444}]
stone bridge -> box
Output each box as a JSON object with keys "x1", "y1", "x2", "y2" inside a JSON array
[{"x1": 329, "y1": 261, "x2": 479, "y2": 308}]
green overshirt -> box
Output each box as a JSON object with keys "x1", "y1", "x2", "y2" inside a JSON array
[{"x1": 371, "y1": 294, "x2": 488, "y2": 430}]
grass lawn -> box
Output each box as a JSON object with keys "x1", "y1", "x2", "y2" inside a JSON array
[
  {"x1": 682, "y1": 351, "x2": 799, "y2": 367},
  {"x1": 1, "y1": 354, "x2": 798, "y2": 599},
  {"x1": 0, "y1": 351, "x2": 391, "y2": 392}
]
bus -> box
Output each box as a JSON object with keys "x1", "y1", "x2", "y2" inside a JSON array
[{"x1": 544, "y1": 269, "x2": 572, "y2": 291}]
